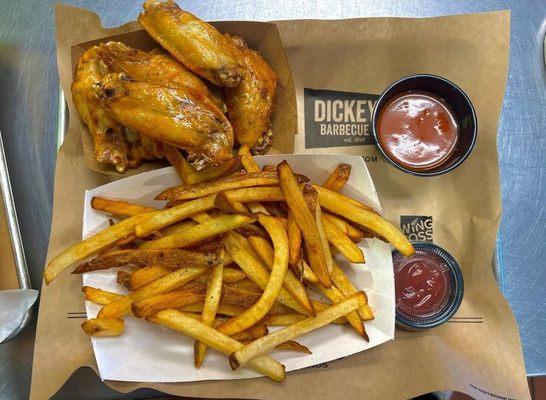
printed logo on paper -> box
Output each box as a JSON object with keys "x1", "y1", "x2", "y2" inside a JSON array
[
  {"x1": 400, "y1": 216, "x2": 433, "y2": 242},
  {"x1": 304, "y1": 88, "x2": 379, "y2": 149}
]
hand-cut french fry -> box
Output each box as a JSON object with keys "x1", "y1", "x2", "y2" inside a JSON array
[
  {"x1": 148, "y1": 310, "x2": 285, "y2": 382},
  {"x1": 195, "y1": 257, "x2": 224, "y2": 367},
  {"x1": 238, "y1": 340, "x2": 312, "y2": 354},
  {"x1": 277, "y1": 161, "x2": 332, "y2": 287},
  {"x1": 261, "y1": 165, "x2": 276, "y2": 173},
  {"x1": 181, "y1": 301, "x2": 246, "y2": 317},
  {"x1": 312, "y1": 184, "x2": 376, "y2": 213},
  {"x1": 232, "y1": 325, "x2": 268, "y2": 341},
  {"x1": 287, "y1": 210, "x2": 303, "y2": 270},
  {"x1": 98, "y1": 266, "x2": 209, "y2": 318},
  {"x1": 330, "y1": 262, "x2": 374, "y2": 321},
  {"x1": 214, "y1": 191, "x2": 250, "y2": 214},
  {"x1": 225, "y1": 278, "x2": 262, "y2": 293},
  {"x1": 125, "y1": 265, "x2": 174, "y2": 290},
  {"x1": 162, "y1": 144, "x2": 192, "y2": 184},
  {"x1": 238, "y1": 145, "x2": 261, "y2": 173},
  {"x1": 73, "y1": 248, "x2": 221, "y2": 274},
  {"x1": 140, "y1": 214, "x2": 256, "y2": 250},
  {"x1": 225, "y1": 231, "x2": 308, "y2": 314},
  {"x1": 185, "y1": 157, "x2": 242, "y2": 185},
  {"x1": 44, "y1": 212, "x2": 156, "y2": 284},
  {"x1": 135, "y1": 195, "x2": 217, "y2": 237},
  {"x1": 83, "y1": 286, "x2": 123, "y2": 305},
  {"x1": 156, "y1": 172, "x2": 280, "y2": 201},
  {"x1": 82, "y1": 318, "x2": 124, "y2": 337},
  {"x1": 309, "y1": 300, "x2": 347, "y2": 324},
  {"x1": 222, "y1": 267, "x2": 247, "y2": 283},
  {"x1": 313, "y1": 185, "x2": 414, "y2": 256},
  {"x1": 216, "y1": 214, "x2": 289, "y2": 336},
  {"x1": 247, "y1": 235, "x2": 314, "y2": 316},
  {"x1": 161, "y1": 219, "x2": 198, "y2": 236},
  {"x1": 260, "y1": 312, "x2": 307, "y2": 326},
  {"x1": 229, "y1": 292, "x2": 365, "y2": 369},
  {"x1": 302, "y1": 184, "x2": 334, "y2": 275},
  {"x1": 322, "y1": 163, "x2": 351, "y2": 192},
  {"x1": 323, "y1": 213, "x2": 368, "y2": 241},
  {"x1": 117, "y1": 270, "x2": 131, "y2": 288},
  {"x1": 322, "y1": 216, "x2": 365, "y2": 263},
  {"x1": 132, "y1": 288, "x2": 205, "y2": 318},
  {"x1": 294, "y1": 259, "x2": 319, "y2": 284},
  {"x1": 224, "y1": 187, "x2": 285, "y2": 203},
  {"x1": 316, "y1": 283, "x2": 367, "y2": 339},
  {"x1": 91, "y1": 197, "x2": 158, "y2": 217}
]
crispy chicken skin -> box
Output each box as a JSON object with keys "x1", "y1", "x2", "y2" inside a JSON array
[
  {"x1": 95, "y1": 73, "x2": 234, "y2": 166},
  {"x1": 224, "y1": 36, "x2": 277, "y2": 152},
  {"x1": 71, "y1": 46, "x2": 130, "y2": 172},
  {"x1": 95, "y1": 41, "x2": 224, "y2": 109},
  {"x1": 138, "y1": 0, "x2": 245, "y2": 87}
]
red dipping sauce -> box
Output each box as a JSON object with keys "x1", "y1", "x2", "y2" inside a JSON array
[
  {"x1": 393, "y1": 250, "x2": 451, "y2": 318},
  {"x1": 377, "y1": 91, "x2": 458, "y2": 171}
]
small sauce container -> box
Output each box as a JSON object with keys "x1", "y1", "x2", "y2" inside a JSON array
[
  {"x1": 393, "y1": 241, "x2": 464, "y2": 330},
  {"x1": 372, "y1": 74, "x2": 477, "y2": 176}
]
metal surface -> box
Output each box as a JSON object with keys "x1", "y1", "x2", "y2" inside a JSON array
[
  {"x1": 0, "y1": 129, "x2": 32, "y2": 343},
  {"x1": 0, "y1": 0, "x2": 544, "y2": 399}
]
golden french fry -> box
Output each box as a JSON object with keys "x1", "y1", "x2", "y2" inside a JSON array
[
  {"x1": 195, "y1": 257, "x2": 224, "y2": 367},
  {"x1": 98, "y1": 266, "x2": 209, "y2": 319},
  {"x1": 135, "y1": 195, "x2": 216, "y2": 238},
  {"x1": 312, "y1": 184, "x2": 376, "y2": 212},
  {"x1": 161, "y1": 220, "x2": 198, "y2": 236},
  {"x1": 309, "y1": 300, "x2": 347, "y2": 324},
  {"x1": 322, "y1": 216, "x2": 365, "y2": 263},
  {"x1": 302, "y1": 184, "x2": 334, "y2": 276},
  {"x1": 132, "y1": 288, "x2": 205, "y2": 318},
  {"x1": 229, "y1": 292, "x2": 365, "y2": 369},
  {"x1": 117, "y1": 270, "x2": 131, "y2": 288},
  {"x1": 181, "y1": 301, "x2": 291, "y2": 317},
  {"x1": 287, "y1": 210, "x2": 302, "y2": 270},
  {"x1": 322, "y1": 163, "x2": 351, "y2": 192},
  {"x1": 277, "y1": 161, "x2": 332, "y2": 287},
  {"x1": 237, "y1": 145, "x2": 261, "y2": 172},
  {"x1": 162, "y1": 144, "x2": 192, "y2": 184},
  {"x1": 313, "y1": 185, "x2": 414, "y2": 257},
  {"x1": 224, "y1": 231, "x2": 308, "y2": 315},
  {"x1": 185, "y1": 157, "x2": 242, "y2": 185},
  {"x1": 73, "y1": 248, "x2": 221, "y2": 274},
  {"x1": 44, "y1": 212, "x2": 156, "y2": 284},
  {"x1": 247, "y1": 235, "x2": 314, "y2": 316},
  {"x1": 82, "y1": 318, "x2": 125, "y2": 337},
  {"x1": 125, "y1": 265, "x2": 174, "y2": 290},
  {"x1": 260, "y1": 312, "x2": 307, "y2": 326},
  {"x1": 148, "y1": 310, "x2": 285, "y2": 382},
  {"x1": 140, "y1": 214, "x2": 256, "y2": 250},
  {"x1": 222, "y1": 267, "x2": 247, "y2": 283},
  {"x1": 232, "y1": 325, "x2": 268, "y2": 341},
  {"x1": 91, "y1": 197, "x2": 157, "y2": 217},
  {"x1": 223, "y1": 187, "x2": 285, "y2": 203},
  {"x1": 261, "y1": 165, "x2": 276, "y2": 173},
  {"x1": 225, "y1": 278, "x2": 262, "y2": 293},
  {"x1": 330, "y1": 262, "x2": 374, "y2": 321},
  {"x1": 82, "y1": 286, "x2": 123, "y2": 305},
  {"x1": 322, "y1": 213, "x2": 367, "y2": 241},
  {"x1": 214, "y1": 191, "x2": 250, "y2": 214},
  {"x1": 215, "y1": 214, "x2": 289, "y2": 336}
]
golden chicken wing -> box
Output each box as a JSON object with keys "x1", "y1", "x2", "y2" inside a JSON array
[
  {"x1": 71, "y1": 46, "x2": 130, "y2": 172},
  {"x1": 94, "y1": 73, "x2": 234, "y2": 166},
  {"x1": 224, "y1": 36, "x2": 277, "y2": 152},
  {"x1": 138, "y1": 0, "x2": 245, "y2": 87},
  {"x1": 95, "y1": 41, "x2": 224, "y2": 109}
]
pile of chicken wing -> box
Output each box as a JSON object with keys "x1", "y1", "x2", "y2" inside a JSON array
[{"x1": 71, "y1": 0, "x2": 277, "y2": 173}]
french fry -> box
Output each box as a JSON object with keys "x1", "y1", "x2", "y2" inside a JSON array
[
  {"x1": 81, "y1": 318, "x2": 124, "y2": 337},
  {"x1": 117, "y1": 270, "x2": 131, "y2": 288},
  {"x1": 238, "y1": 145, "x2": 261, "y2": 173},
  {"x1": 277, "y1": 161, "x2": 332, "y2": 287},
  {"x1": 261, "y1": 165, "x2": 276, "y2": 173},
  {"x1": 132, "y1": 288, "x2": 205, "y2": 318},
  {"x1": 313, "y1": 185, "x2": 414, "y2": 256},
  {"x1": 222, "y1": 267, "x2": 247, "y2": 283},
  {"x1": 73, "y1": 248, "x2": 222, "y2": 274},
  {"x1": 140, "y1": 214, "x2": 256, "y2": 250},
  {"x1": 232, "y1": 325, "x2": 268, "y2": 341},
  {"x1": 322, "y1": 216, "x2": 365, "y2": 263},
  {"x1": 195, "y1": 256, "x2": 224, "y2": 367},
  {"x1": 225, "y1": 278, "x2": 262, "y2": 293},
  {"x1": 148, "y1": 310, "x2": 285, "y2": 382},
  {"x1": 44, "y1": 212, "x2": 156, "y2": 284},
  {"x1": 322, "y1": 213, "x2": 368, "y2": 241},
  {"x1": 322, "y1": 163, "x2": 351, "y2": 192},
  {"x1": 185, "y1": 157, "x2": 242, "y2": 185},
  {"x1": 330, "y1": 262, "x2": 374, "y2": 321},
  {"x1": 287, "y1": 210, "x2": 303, "y2": 270},
  {"x1": 312, "y1": 184, "x2": 376, "y2": 213},
  {"x1": 98, "y1": 266, "x2": 209, "y2": 318},
  {"x1": 302, "y1": 184, "x2": 334, "y2": 275},
  {"x1": 91, "y1": 197, "x2": 157, "y2": 217},
  {"x1": 82, "y1": 286, "x2": 123, "y2": 305},
  {"x1": 260, "y1": 312, "x2": 307, "y2": 326},
  {"x1": 181, "y1": 301, "x2": 246, "y2": 317},
  {"x1": 224, "y1": 231, "x2": 308, "y2": 314},
  {"x1": 294, "y1": 259, "x2": 319, "y2": 284},
  {"x1": 229, "y1": 292, "x2": 365, "y2": 369},
  {"x1": 162, "y1": 144, "x2": 192, "y2": 184},
  {"x1": 161, "y1": 219, "x2": 198, "y2": 236},
  {"x1": 247, "y1": 235, "x2": 314, "y2": 316},
  {"x1": 238, "y1": 340, "x2": 311, "y2": 354},
  {"x1": 124, "y1": 265, "x2": 174, "y2": 290},
  {"x1": 135, "y1": 195, "x2": 217, "y2": 237},
  {"x1": 214, "y1": 191, "x2": 250, "y2": 214},
  {"x1": 223, "y1": 187, "x2": 285, "y2": 203},
  {"x1": 309, "y1": 300, "x2": 347, "y2": 324},
  {"x1": 215, "y1": 214, "x2": 289, "y2": 336}
]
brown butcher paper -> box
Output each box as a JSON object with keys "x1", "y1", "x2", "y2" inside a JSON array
[{"x1": 31, "y1": 4, "x2": 530, "y2": 400}]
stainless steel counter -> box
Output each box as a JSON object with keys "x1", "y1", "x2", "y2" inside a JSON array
[{"x1": 0, "y1": 0, "x2": 544, "y2": 398}]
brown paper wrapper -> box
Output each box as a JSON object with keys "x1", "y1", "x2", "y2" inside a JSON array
[
  {"x1": 0, "y1": 195, "x2": 18, "y2": 290},
  {"x1": 31, "y1": 4, "x2": 530, "y2": 400}
]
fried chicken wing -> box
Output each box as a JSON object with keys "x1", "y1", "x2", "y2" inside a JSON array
[
  {"x1": 71, "y1": 47, "x2": 130, "y2": 172},
  {"x1": 95, "y1": 73, "x2": 234, "y2": 166},
  {"x1": 224, "y1": 36, "x2": 277, "y2": 152},
  {"x1": 95, "y1": 41, "x2": 224, "y2": 109},
  {"x1": 138, "y1": 0, "x2": 245, "y2": 87}
]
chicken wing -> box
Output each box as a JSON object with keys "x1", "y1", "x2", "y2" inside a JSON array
[
  {"x1": 138, "y1": 0, "x2": 245, "y2": 87},
  {"x1": 224, "y1": 36, "x2": 277, "y2": 152},
  {"x1": 95, "y1": 41, "x2": 224, "y2": 109},
  {"x1": 71, "y1": 46, "x2": 130, "y2": 172},
  {"x1": 94, "y1": 73, "x2": 234, "y2": 166}
]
